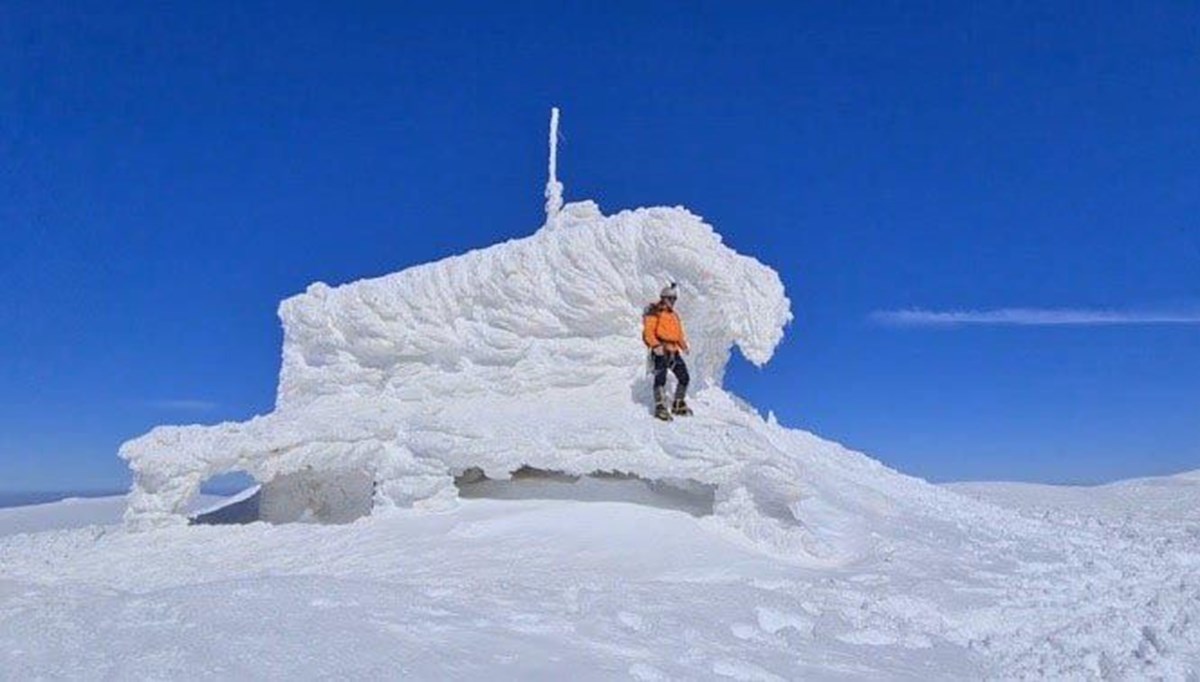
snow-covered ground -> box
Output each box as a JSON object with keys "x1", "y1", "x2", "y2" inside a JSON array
[{"x1": 1, "y1": 469, "x2": 1197, "y2": 680}]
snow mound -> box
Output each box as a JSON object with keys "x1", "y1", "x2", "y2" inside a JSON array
[{"x1": 121, "y1": 200, "x2": 950, "y2": 563}]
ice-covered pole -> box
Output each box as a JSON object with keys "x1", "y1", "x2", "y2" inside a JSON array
[{"x1": 544, "y1": 107, "x2": 564, "y2": 228}]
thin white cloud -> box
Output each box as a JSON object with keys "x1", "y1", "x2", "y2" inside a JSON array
[
  {"x1": 870, "y1": 308, "x2": 1200, "y2": 327},
  {"x1": 146, "y1": 399, "x2": 218, "y2": 411}
]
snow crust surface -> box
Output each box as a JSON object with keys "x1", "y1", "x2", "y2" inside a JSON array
[{"x1": 1, "y1": 472, "x2": 1197, "y2": 679}]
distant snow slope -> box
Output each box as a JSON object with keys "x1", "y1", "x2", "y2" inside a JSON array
[
  {"x1": 0, "y1": 494, "x2": 229, "y2": 538},
  {"x1": 947, "y1": 469, "x2": 1200, "y2": 525}
]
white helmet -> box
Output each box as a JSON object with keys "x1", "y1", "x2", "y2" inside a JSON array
[{"x1": 660, "y1": 282, "x2": 678, "y2": 301}]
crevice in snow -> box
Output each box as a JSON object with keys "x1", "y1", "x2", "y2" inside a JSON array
[{"x1": 454, "y1": 466, "x2": 717, "y2": 518}]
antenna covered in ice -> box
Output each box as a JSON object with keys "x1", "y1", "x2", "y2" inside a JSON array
[{"x1": 544, "y1": 107, "x2": 564, "y2": 228}]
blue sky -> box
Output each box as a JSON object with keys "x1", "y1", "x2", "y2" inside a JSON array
[{"x1": 3, "y1": 1, "x2": 1197, "y2": 492}]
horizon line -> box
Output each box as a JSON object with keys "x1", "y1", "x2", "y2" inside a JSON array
[{"x1": 870, "y1": 307, "x2": 1200, "y2": 327}]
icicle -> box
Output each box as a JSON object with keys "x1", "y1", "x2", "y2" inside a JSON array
[{"x1": 544, "y1": 107, "x2": 564, "y2": 228}]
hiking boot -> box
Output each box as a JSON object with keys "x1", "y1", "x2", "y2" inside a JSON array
[
  {"x1": 671, "y1": 399, "x2": 693, "y2": 416},
  {"x1": 654, "y1": 387, "x2": 673, "y2": 421}
]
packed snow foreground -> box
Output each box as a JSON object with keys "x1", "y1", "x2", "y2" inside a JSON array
[{"x1": 121, "y1": 198, "x2": 904, "y2": 563}]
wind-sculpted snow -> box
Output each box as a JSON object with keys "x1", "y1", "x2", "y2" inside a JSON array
[
  {"x1": 121, "y1": 199, "x2": 951, "y2": 563},
  {"x1": 275, "y1": 200, "x2": 788, "y2": 406}
]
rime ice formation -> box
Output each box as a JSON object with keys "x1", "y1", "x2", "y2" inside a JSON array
[
  {"x1": 544, "y1": 107, "x2": 564, "y2": 227},
  {"x1": 121, "y1": 197, "x2": 963, "y2": 564}
]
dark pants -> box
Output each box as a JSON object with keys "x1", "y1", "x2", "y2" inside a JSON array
[{"x1": 653, "y1": 351, "x2": 690, "y2": 401}]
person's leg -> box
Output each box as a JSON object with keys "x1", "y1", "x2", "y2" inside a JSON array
[
  {"x1": 671, "y1": 355, "x2": 690, "y2": 399},
  {"x1": 670, "y1": 355, "x2": 693, "y2": 415},
  {"x1": 652, "y1": 352, "x2": 672, "y2": 419}
]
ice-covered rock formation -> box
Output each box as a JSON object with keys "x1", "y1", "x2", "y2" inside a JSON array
[{"x1": 121, "y1": 194, "x2": 940, "y2": 563}]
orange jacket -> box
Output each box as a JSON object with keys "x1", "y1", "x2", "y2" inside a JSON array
[{"x1": 643, "y1": 304, "x2": 689, "y2": 352}]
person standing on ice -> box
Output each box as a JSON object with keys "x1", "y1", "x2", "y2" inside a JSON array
[{"x1": 643, "y1": 283, "x2": 693, "y2": 420}]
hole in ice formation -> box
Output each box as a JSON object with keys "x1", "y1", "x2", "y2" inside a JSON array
[
  {"x1": 192, "y1": 467, "x2": 375, "y2": 526},
  {"x1": 191, "y1": 486, "x2": 261, "y2": 526},
  {"x1": 454, "y1": 466, "x2": 716, "y2": 517},
  {"x1": 199, "y1": 471, "x2": 257, "y2": 497},
  {"x1": 191, "y1": 470, "x2": 261, "y2": 526}
]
